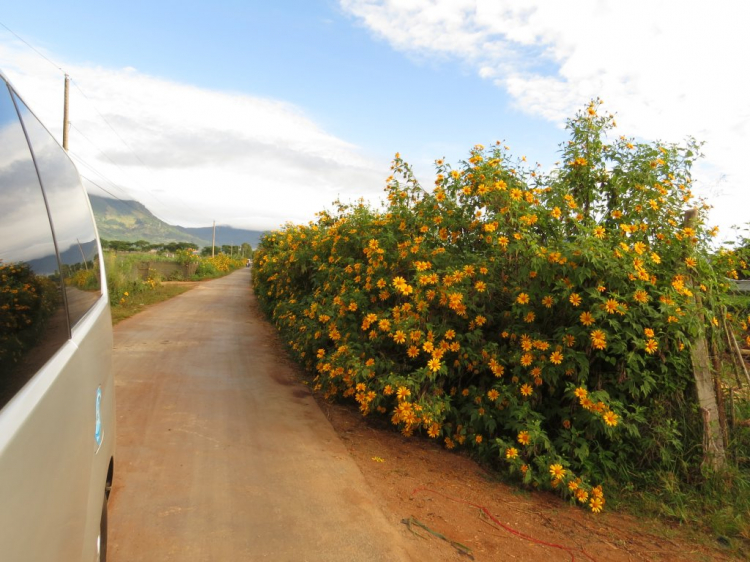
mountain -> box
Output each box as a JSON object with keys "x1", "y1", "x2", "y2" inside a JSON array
[
  {"x1": 88, "y1": 195, "x2": 265, "y2": 248},
  {"x1": 176, "y1": 225, "x2": 265, "y2": 248}
]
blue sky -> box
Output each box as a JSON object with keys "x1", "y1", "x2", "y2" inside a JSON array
[{"x1": 1, "y1": 1, "x2": 748, "y2": 239}]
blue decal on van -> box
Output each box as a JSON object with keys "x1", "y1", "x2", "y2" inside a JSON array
[{"x1": 95, "y1": 387, "x2": 103, "y2": 448}]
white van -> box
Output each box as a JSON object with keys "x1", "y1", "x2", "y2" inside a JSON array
[{"x1": 0, "y1": 70, "x2": 115, "y2": 561}]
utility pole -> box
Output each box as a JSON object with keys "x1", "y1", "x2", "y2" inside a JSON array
[
  {"x1": 62, "y1": 74, "x2": 70, "y2": 151},
  {"x1": 212, "y1": 220, "x2": 216, "y2": 258}
]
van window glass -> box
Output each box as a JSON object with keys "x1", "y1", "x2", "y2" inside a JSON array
[
  {"x1": 0, "y1": 81, "x2": 68, "y2": 408},
  {"x1": 13, "y1": 92, "x2": 102, "y2": 328}
]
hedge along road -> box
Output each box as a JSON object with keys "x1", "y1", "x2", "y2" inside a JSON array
[{"x1": 108, "y1": 268, "x2": 416, "y2": 561}]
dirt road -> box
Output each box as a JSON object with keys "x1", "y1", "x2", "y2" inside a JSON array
[{"x1": 108, "y1": 268, "x2": 416, "y2": 561}]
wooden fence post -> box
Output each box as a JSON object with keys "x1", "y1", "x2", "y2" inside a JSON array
[{"x1": 684, "y1": 209, "x2": 726, "y2": 470}]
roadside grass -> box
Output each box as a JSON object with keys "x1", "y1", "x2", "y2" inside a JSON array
[
  {"x1": 110, "y1": 283, "x2": 196, "y2": 325},
  {"x1": 105, "y1": 249, "x2": 247, "y2": 325}
]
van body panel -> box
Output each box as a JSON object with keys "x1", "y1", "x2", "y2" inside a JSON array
[{"x1": 0, "y1": 69, "x2": 115, "y2": 562}]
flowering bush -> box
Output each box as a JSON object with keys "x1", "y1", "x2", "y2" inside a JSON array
[
  {"x1": 253, "y1": 101, "x2": 729, "y2": 512},
  {"x1": 0, "y1": 261, "x2": 62, "y2": 369}
]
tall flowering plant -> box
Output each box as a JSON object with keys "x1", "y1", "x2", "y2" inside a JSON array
[{"x1": 254, "y1": 101, "x2": 725, "y2": 512}]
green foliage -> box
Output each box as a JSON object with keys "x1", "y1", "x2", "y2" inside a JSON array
[
  {"x1": 252, "y1": 100, "x2": 748, "y2": 523},
  {"x1": 0, "y1": 262, "x2": 61, "y2": 370}
]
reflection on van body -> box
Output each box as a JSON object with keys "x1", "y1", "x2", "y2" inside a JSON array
[{"x1": 0, "y1": 70, "x2": 114, "y2": 561}]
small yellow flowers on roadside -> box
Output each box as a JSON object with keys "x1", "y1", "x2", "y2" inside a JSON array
[
  {"x1": 604, "y1": 299, "x2": 619, "y2": 314},
  {"x1": 427, "y1": 358, "x2": 442, "y2": 372},
  {"x1": 569, "y1": 293, "x2": 582, "y2": 307},
  {"x1": 603, "y1": 411, "x2": 619, "y2": 427},
  {"x1": 518, "y1": 431, "x2": 531, "y2": 445},
  {"x1": 506, "y1": 447, "x2": 518, "y2": 459},
  {"x1": 645, "y1": 339, "x2": 658, "y2": 354},
  {"x1": 516, "y1": 292, "x2": 530, "y2": 305},
  {"x1": 549, "y1": 464, "x2": 565, "y2": 479},
  {"x1": 520, "y1": 384, "x2": 533, "y2": 397},
  {"x1": 591, "y1": 329, "x2": 607, "y2": 350},
  {"x1": 633, "y1": 290, "x2": 649, "y2": 304},
  {"x1": 589, "y1": 496, "x2": 605, "y2": 513},
  {"x1": 580, "y1": 311, "x2": 595, "y2": 326},
  {"x1": 550, "y1": 351, "x2": 564, "y2": 364}
]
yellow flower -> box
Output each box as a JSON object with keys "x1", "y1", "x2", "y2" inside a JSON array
[
  {"x1": 590, "y1": 329, "x2": 607, "y2": 350},
  {"x1": 407, "y1": 345, "x2": 419, "y2": 358},
  {"x1": 644, "y1": 328, "x2": 655, "y2": 338},
  {"x1": 569, "y1": 293, "x2": 582, "y2": 307},
  {"x1": 550, "y1": 351, "x2": 564, "y2": 365},
  {"x1": 427, "y1": 358, "x2": 442, "y2": 372},
  {"x1": 392, "y1": 330, "x2": 406, "y2": 344},
  {"x1": 549, "y1": 464, "x2": 566, "y2": 479},
  {"x1": 645, "y1": 339, "x2": 658, "y2": 354},
  {"x1": 542, "y1": 295, "x2": 554, "y2": 308},
  {"x1": 604, "y1": 299, "x2": 619, "y2": 314},
  {"x1": 520, "y1": 384, "x2": 533, "y2": 397},
  {"x1": 580, "y1": 311, "x2": 595, "y2": 326},
  {"x1": 589, "y1": 496, "x2": 605, "y2": 513},
  {"x1": 517, "y1": 431, "x2": 531, "y2": 445},
  {"x1": 603, "y1": 411, "x2": 619, "y2": 426},
  {"x1": 516, "y1": 292, "x2": 530, "y2": 305},
  {"x1": 633, "y1": 290, "x2": 649, "y2": 304},
  {"x1": 396, "y1": 386, "x2": 411, "y2": 401},
  {"x1": 505, "y1": 447, "x2": 518, "y2": 459}
]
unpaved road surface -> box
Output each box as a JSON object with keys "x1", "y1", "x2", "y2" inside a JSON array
[{"x1": 108, "y1": 268, "x2": 416, "y2": 561}]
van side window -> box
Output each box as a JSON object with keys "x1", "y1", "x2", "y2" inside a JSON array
[
  {"x1": 12, "y1": 92, "x2": 102, "y2": 328},
  {"x1": 0, "y1": 81, "x2": 68, "y2": 408}
]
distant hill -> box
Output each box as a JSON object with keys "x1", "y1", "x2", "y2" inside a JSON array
[{"x1": 89, "y1": 195, "x2": 265, "y2": 248}]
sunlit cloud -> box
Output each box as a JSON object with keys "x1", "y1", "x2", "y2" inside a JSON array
[
  {"x1": 341, "y1": 0, "x2": 750, "y2": 239},
  {"x1": 1, "y1": 40, "x2": 388, "y2": 230}
]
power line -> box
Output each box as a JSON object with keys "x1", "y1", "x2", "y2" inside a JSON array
[
  {"x1": 80, "y1": 174, "x2": 134, "y2": 204},
  {"x1": 2, "y1": 22, "x2": 213, "y2": 227},
  {"x1": 1, "y1": 22, "x2": 171, "y2": 211},
  {"x1": 69, "y1": 123, "x2": 144, "y2": 189},
  {"x1": 69, "y1": 152, "x2": 133, "y2": 200},
  {"x1": 70, "y1": 79, "x2": 152, "y2": 171},
  {"x1": 0, "y1": 21, "x2": 65, "y2": 74}
]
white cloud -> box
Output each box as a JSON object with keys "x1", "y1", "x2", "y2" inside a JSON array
[
  {"x1": 0, "y1": 40, "x2": 388, "y2": 231},
  {"x1": 341, "y1": 0, "x2": 750, "y2": 239}
]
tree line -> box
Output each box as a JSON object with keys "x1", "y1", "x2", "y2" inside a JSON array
[{"x1": 102, "y1": 239, "x2": 253, "y2": 257}]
